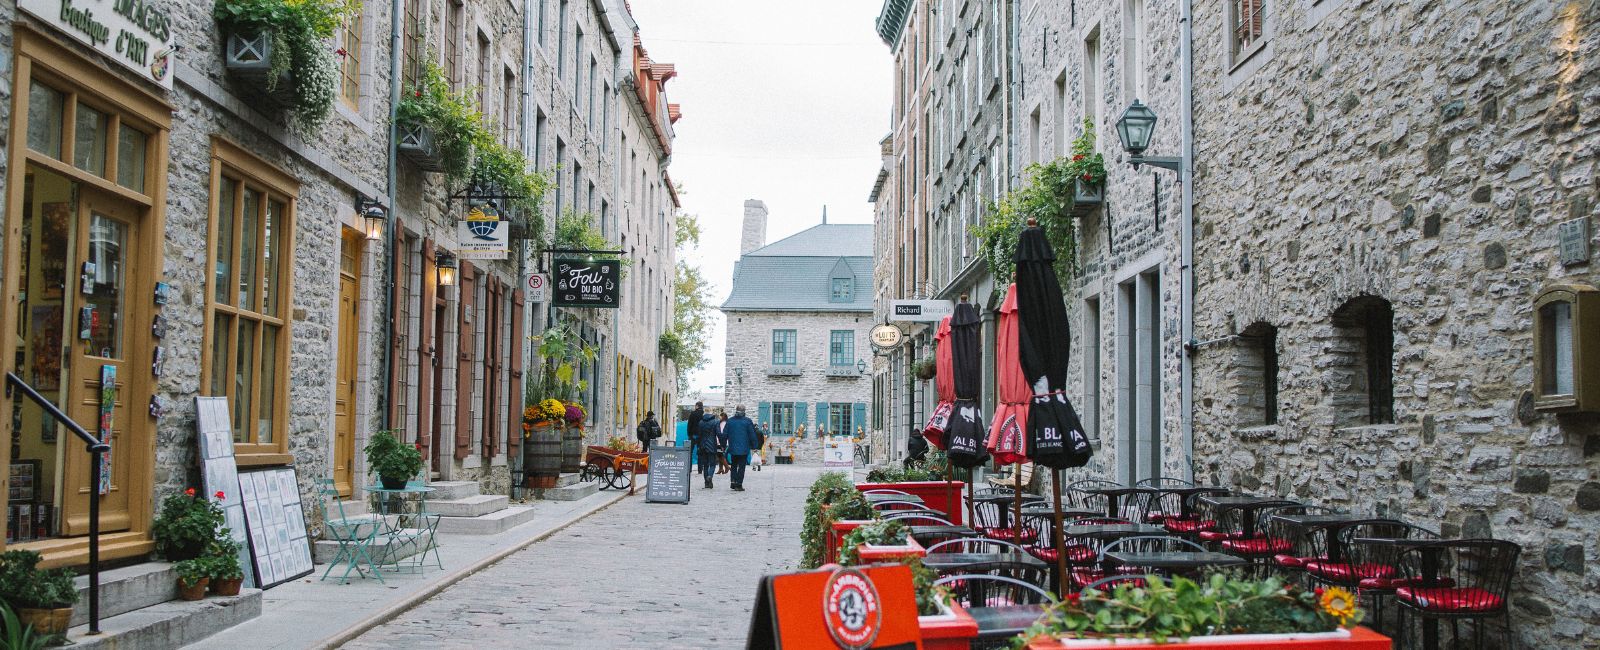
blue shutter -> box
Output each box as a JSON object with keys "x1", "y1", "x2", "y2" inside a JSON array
[
  {"x1": 758, "y1": 402, "x2": 771, "y2": 428},
  {"x1": 853, "y1": 403, "x2": 867, "y2": 435},
  {"x1": 795, "y1": 402, "x2": 808, "y2": 435},
  {"x1": 817, "y1": 402, "x2": 830, "y2": 433}
]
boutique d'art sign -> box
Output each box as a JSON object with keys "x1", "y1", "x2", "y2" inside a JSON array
[
  {"x1": 21, "y1": 0, "x2": 176, "y2": 89},
  {"x1": 552, "y1": 258, "x2": 619, "y2": 309}
]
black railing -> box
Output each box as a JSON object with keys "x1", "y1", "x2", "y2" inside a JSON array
[{"x1": 5, "y1": 372, "x2": 108, "y2": 635}]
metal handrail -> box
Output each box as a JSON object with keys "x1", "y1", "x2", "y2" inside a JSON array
[{"x1": 5, "y1": 372, "x2": 106, "y2": 634}]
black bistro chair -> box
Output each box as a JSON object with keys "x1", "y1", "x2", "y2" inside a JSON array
[{"x1": 1391, "y1": 539, "x2": 1520, "y2": 650}]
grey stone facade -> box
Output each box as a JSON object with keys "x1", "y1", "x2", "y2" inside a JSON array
[
  {"x1": 723, "y1": 310, "x2": 876, "y2": 435},
  {"x1": 1189, "y1": 0, "x2": 1600, "y2": 643}
]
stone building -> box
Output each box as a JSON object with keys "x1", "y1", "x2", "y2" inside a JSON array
[
  {"x1": 722, "y1": 205, "x2": 875, "y2": 440},
  {"x1": 1187, "y1": 1, "x2": 1600, "y2": 643}
]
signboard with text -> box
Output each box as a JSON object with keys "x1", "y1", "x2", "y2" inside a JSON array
[
  {"x1": 526, "y1": 273, "x2": 548, "y2": 303},
  {"x1": 20, "y1": 0, "x2": 176, "y2": 90},
  {"x1": 552, "y1": 258, "x2": 620, "y2": 308},
  {"x1": 456, "y1": 205, "x2": 508, "y2": 260},
  {"x1": 889, "y1": 299, "x2": 953, "y2": 323},
  {"x1": 644, "y1": 445, "x2": 691, "y2": 504}
]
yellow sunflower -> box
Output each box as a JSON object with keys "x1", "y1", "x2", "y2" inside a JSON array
[{"x1": 1319, "y1": 586, "x2": 1358, "y2": 625}]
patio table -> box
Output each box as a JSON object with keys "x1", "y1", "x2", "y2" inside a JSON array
[
  {"x1": 1195, "y1": 494, "x2": 1295, "y2": 538},
  {"x1": 908, "y1": 524, "x2": 979, "y2": 547},
  {"x1": 967, "y1": 604, "x2": 1048, "y2": 644},
  {"x1": 1149, "y1": 486, "x2": 1229, "y2": 519},
  {"x1": 364, "y1": 484, "x2": 440, "y2": 572},
  {"x1": 1019, "y1": 506, "x2": 1100, "y2": 548},
  {"x1": 1267, "y1": 512, "x2": 1365, "y2": 561},
  {"x1": 921, "y1": 551, "x2": 1048, "y2": 574},
  {"x1": 1064, "y1": 523, "x2": 1167, "y2": 542},
  {"x1": 1078, "y1": 486, "x2": 1147, "y2": 518},
  {"x1": 1353, "y1": 537, "x2": 1454, "y2": 650},
  {"x1": 1103, "y1": 550, "x2": 1247, "y2": 571},
  {"x1": 971, "y1": 493, "x2": 1045, "y2": 530}
]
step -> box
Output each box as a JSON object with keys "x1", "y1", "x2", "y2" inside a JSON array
[
  {"x1": 426, "y1": 494, "x2": 509, "y2": 518},
  {"x1": 528, "y1": 481, "x2": 599, "y2": 502},
  {"x1": 70, "y1": 562, "x2": 177, "y2": 628},
  {"x1": 64, "y1": 589, "x2": 262, "y2": 649},
  {"x1": 425, "y1": 480, "x2": 481, "y2": 501},
  {"x1": 435, "y1": 506, "x2": 537, "y2": 535},
  {"x1": 311, "y1": 527, "x2": 431, "y2": 566},
  {"x1": 553, "y1": 472, "x2": 583, "y2": 488}
]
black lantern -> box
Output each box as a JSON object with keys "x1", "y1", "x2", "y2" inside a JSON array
[
  {"x1": 357, "y1": 198, "x2": 387, "y2": 240},
  {"x1": 436, "y1": 249, "x2": 458, "y2": 287},
  {"x1": 1115, "y1": 100, "x2": 1158, "y2": 157}
]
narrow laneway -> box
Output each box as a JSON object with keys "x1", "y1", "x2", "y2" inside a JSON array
[{"x1": 342, "y1": 465, "x2": 824, "y2": 649}]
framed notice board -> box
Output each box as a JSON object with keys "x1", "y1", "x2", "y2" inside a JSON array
[
  {"x1": 237, "y1": 467, "x2": 314, "y2": 589},
  {"x1": 195, "y1": 397, "x2": 254, "y2": 588},
  {"x1": 645, "y1": 446, "x2": 692, "y2": 504}
]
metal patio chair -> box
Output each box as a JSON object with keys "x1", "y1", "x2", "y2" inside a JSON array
[{"x1": 315, "y1": 479, "x2": 386, "y2": 584}]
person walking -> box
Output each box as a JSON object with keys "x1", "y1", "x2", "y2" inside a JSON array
[
  {"x1": 696, "y1": 411, "x2": 721, "y2": 489},
  {"x1": 635, "y1": 411, "x2": 662, "y2": 451},
  {"x1": 716, "y1": 412, "x2": 731, "y2": 474},
  {"x1": 721, "y1": 406, "x2": 761, "y2": 491},
  {"x1": 686, "y1": 402, "x2": 704, "y2": 469}
]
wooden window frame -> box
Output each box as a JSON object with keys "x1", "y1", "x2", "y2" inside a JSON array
[
  {"x1": 401, "y1": 0, "x2": 426, "y2": 90},
  {"x1": 202, "y1": 138, "x2": 298, "y2": 466},
  {"x1": 1228, "y1": 0, "x2": 1268, "y2": 69},
  {"x1": 339, "y1": 12, "x2": 363, "y2": 108}
]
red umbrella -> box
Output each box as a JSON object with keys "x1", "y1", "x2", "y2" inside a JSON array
[
  {"x1": 987, "y1": 283, "x2": 1033, "y2": 551},
  {"x1": 921, "y1": 316, "x2": 955, "y2": 450}
]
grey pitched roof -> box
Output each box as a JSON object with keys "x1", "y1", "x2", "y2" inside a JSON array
[{"x1": 721, "y1": 224, "x2": 874, "y2": 312}]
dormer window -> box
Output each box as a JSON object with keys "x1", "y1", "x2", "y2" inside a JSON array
[{"x1": 831, "y1": 277, "x2": 853, "y2": 302}]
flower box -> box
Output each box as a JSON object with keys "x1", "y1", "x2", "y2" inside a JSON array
[
  {"x1": 397, "y1": 124, "x2": 446, "y2": 172},
  {"x1": 1070, "y1": 181, "x2": 1104, "y2": 217},
  {"x1": 855, "y1": 481, "x2": 966, "y2": 526},
  {"x1": 224, "y1": 33, "x2": 293, "y2": 107},
  {"x1": 1026, "y1": 626, "x2": 1391, "y2": 649},
  {"x1": 825, "y1": 519, "x2": 871, "y2": 565},
  {"x1": 920, "y1": 601, "x2": 980, "y2": 650},
  {"x1": 855, "y1": 536, "x2": 925, "y2": 564}
]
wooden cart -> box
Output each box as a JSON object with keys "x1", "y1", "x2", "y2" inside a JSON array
[{"x1": 583, "y1": 445, "x2": 648, "y2": 490}]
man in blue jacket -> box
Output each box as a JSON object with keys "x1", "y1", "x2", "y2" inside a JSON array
[
  {"x1": 721, "y1": 406, "x2": 762, "y2": 491},
  {"x1": 697, "y1": 411, "x2": 721, "y2": 489}
]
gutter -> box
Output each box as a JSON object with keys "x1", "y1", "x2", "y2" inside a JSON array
[
  {"x1": 1179, "y1": 0, "x2": 1197, "y2": 480},
  {"x1": 381, "y1": 0, "x2": 404, "y2": 431}
]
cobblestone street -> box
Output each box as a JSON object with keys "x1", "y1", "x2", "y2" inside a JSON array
[{"x1": 342, "y1": 465, "x2": 824, "y2": 649}]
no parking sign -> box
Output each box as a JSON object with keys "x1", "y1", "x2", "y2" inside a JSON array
[{"x1": 527, "y1": 273, "x2": 548, "y2": 303}]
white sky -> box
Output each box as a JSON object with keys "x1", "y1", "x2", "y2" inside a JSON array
[{"x1": 627, "y1": 1, "x2": 893, "y2": 392}]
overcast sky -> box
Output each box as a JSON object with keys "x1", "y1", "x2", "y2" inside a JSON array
[{"x1": 628, "y1": 1, "x2": 893, "y2": 394}]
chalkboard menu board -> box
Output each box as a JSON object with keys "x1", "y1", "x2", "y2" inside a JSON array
[
  {"x1": 645, "y1": 445, "x2": 692, "y2": 504},
  {"x1": 553, "y1": 258, "x2": 620, "y2": 308}
]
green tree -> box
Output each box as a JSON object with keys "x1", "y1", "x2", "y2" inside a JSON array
[{"x1": 665, "y1": 212, "x2": 714, "y2": 391}]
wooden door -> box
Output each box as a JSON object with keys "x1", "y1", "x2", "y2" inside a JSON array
[
  {"x1": 333, "y1": 232, "x2": 361, "y2": 496},
  {"x1": 61, "y1": 190, "x2": 145, "y2": 536}
]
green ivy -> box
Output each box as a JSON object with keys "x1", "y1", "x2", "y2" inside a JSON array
[
  {"x1": 972, "y1": 119, "x2": 1107, "y2": 284},
  {"x1": 799, "y1": 472, "x2": 872, "y2": 569},
  {"x1": 396, "y1": 59, "x2": 486, "y2": 181},
  {"x1": 214, "y1": 0, "x2": 357, "y2": 131}
]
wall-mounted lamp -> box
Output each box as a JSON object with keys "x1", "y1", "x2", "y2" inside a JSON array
[
  {"x1": 734, "y1": 367, "x2": 744, "y2": 384},
  {"x1": 435, "y1": 249, "x2": 459, "y2": 287},
  {"x1": 357, "y1": 197, "x2": 387, "y2": 240},
  {"x1": 1115, "y1": 100, "x2": 1184, "y2": 174},
  {"x1": 856, "y1": 359, "x2": 867, "y2": 375}
]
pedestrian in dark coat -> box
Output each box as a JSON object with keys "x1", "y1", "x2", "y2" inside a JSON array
[
  {"x1": 686, "y1": 402, "x2": 705, "y2": 467},
  {"x1": 722, "y1": 406, "x2": 761, "y2": 491},
  {"x1": 697, "y1": 412, "x2": 721, "y2": 488},
  {"x1": 636, "y1": 411, "x2": 662, "y2": 451}
]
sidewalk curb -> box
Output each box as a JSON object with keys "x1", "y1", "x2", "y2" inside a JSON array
[{"x1": 312, "y1": 484, "x2": 639, "y2": 649}]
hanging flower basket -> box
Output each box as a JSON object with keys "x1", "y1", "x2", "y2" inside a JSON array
[
  {"x1": 1071, "y1": 180, "x2": 1104, "y2": 217},
  {"x1": 224, "y1": 33, "x2": 294, "y2": 107},
  {"x1": 397, "y1": 123, "x2": 446, "y2": 172}
]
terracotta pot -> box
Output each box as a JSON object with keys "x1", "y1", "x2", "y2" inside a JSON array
[
  {"x1": 177, "y1": 577, "x2": 210, "y2": 601},
  {"x1": 17, "y1": 607, "x2": 72, "y2": 635},
  {"x1": 210, "y1": 577, "x2": 243, "y2": 596}
]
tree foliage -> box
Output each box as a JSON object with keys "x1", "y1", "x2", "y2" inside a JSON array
[{"x1": 668, "y1": 260, "x2": 714, "y2": 389}]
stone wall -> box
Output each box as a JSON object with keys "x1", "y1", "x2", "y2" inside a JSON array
[
  {"x1": 1189, "y1": 0, "x2": 1600, "y2": 643},
  {"x1": 723, "y1": 310, "x2": 876, "y2": 434}
]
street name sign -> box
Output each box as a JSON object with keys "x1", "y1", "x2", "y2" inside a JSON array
[
  {"x1": 644, "y1": 445, "x2": 691, "y2": 504},
  {"x1": 888, "y1": 299, "x2": 954, "y2": 323}
]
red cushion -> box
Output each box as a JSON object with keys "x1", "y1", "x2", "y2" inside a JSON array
[
  {"x1": 1361, "y1": 576, "x2": 1457, "y2": 591},
  {"x1": 1069, "y1": 568, "x2": 1105, "y2": 588},
  {"x1": 1396, "y1": 587, "x2": 1505, "y2": 613},
  {"x1": 1221, "y1": 537, "x2": 1293, "y2": 556},
  {"x1": 977, "y1": 527, "x2": 1039, "y2": 544},
  {"x1": 1143, "y1": 512, "x2": 1173, "y2": 523},
  {"x1": 1304, "y1": 561, "x2": 1399, "y2": 582},
  {"x1": 1197, "y1": 530, "x2": 1243, "y2": 542},
  {"x1": 1027, "y1": 544, "x2": 1096, "y2": 564},
  {"x1": 1165, "y1": 519, "x2": 1217, "y2": 534},
  {"x1": 1274, "y1": 554, "x2": 1316, "y2": 568}
]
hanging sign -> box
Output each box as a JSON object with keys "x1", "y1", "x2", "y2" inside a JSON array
[
  {"x1": 889, "y1": 299, "x2": 954, "y2": 323},
  {"x1": 526, "y1": 272, "x2": 548, "y2": 303},
  {"x1": 455, "y1": 204, "x2": 508, "y2": 260},
  {"x1": 869, "y1": 324, "x2": 904, "y2": 350},
  {"x1": 19, "y1": 0, "x2": 176, "y2": 90},
  {"x1": 552, "y1": 258, "x2": 620, "y2": 308}
]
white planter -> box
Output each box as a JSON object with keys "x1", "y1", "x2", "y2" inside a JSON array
[
  {"x1": 1056, "y1": 628, "x2": 1352, "y2": 647},
  {"x1": 917, "y1": 598, "x2": 957, "y2": 623}
]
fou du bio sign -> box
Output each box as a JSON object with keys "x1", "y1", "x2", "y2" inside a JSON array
[
  {"x1": 22, "y1": 0, "x2": 176, "y2": 90},
  {"x1": 552, "y1": 258, "x2": 620, "y2": 309}
]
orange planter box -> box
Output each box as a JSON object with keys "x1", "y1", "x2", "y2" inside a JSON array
[
  {"x1": 826, "y1": 520, "x2": 871, "y2": 565},
  {"x1": 855, "y1": 537, "x2": 926, "y2": 563},
  {"x1": 920, "y1": 603, "x2": 980, "y2": 650},
  {"x1": 856, "y1": 481, "x2": 967, "y2": 526},
  {"x1": 1025, "y1": 626, "x2": 1391, "y2": 649}
]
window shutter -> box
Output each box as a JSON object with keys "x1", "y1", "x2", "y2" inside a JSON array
[
  {"x1": 795, "y1": 402, "x2": 808, "y2": 432},
  {"x1": 482, "y1": 278, "x2": 501, "y2": 460},
  {"x1": 853, "y1": 403, "x2": 867, "y2": 435},
  {"x1": 757, "y1": 402, "x2": 770, "y2": 428},
  {"x1": 388, "y1": 228, "x2": 406, "y2": 428},
  {"x1": 507, "y1": 288, "x2": 525, "y2": 458},
  {"x1": 416, "y1": 239, "x2": 437, "y2": 463},
  {"x1": 454, "y1": 262, "x2": 477, "y2": 460},
  {"x1": 817, "y1": 402, "x2": 830, "y2": 431}
]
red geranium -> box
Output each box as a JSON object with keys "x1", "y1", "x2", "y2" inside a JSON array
[
  {"x1": 214, "y1": 490, "x2": 226, "y2": 499},
  {"x1": 184, "y1": 487, "x2": 196, "y2": 497}
]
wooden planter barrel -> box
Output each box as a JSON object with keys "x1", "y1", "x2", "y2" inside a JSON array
[
  {"x1": 560, "y1": 425, "x2": 586, "y2": 473},
  {"x1": 524, "y1": 423, "x2": 562, "y2": 488}
]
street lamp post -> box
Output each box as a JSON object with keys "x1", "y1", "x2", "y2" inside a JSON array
[{"x1": 1115, "y1": 100, "x2": 1184, "y2": 174}]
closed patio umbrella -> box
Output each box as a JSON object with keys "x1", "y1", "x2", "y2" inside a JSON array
[
  {"x1": 921, "y1": 316, "x2": 955, "y2": 450},
  {"x1": 986, "y1": 283, "x2": 1033, "y2": 553},
  {"x1": 1013, "y1": 220, "x2": 1094, "y2": 596},
  {"x1": 946, "y1": 298, "x2": 988, "y2": 526}
]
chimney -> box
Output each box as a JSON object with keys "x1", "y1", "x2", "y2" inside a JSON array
[
  {"x1": 822, "y1": 205, "x2": 828, "y2": 225},
  {"x1": 741, "y1": 199, "x2": 768, "y2": 255}
]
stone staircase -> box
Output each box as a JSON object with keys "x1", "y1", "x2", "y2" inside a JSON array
[
  {"x1": 428, "y1": 480, "x2": 538, "y2": 535},
  {"x1": 526, "y1": 472, "x2": 601, "y2": 501},
  {"x1": 60, "y1": 563, "x2": 261, "y2": 648}
]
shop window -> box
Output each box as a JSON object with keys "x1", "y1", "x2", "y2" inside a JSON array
[
  {"x1": 339, "y1": 12, "x2": 362, "y2": 106},
  {"x1": 771, "y1": 329, "x2": 797, "y2": 365},
  {"x1": 204, "y1": 142, "x2": 298, "y2": 461},
  {"x1": 1330, "y1": 296, "x2": 1394, "y2": 427},
  {"x1": 26, "y1": 81, "x2": 66, "y2": 159},
  {"x1": 73, "y1": 103, "x2": 109, "y2": 176},
  {"x1": 829, "y1": 403, "x2": 853, "y2": 436},
  {"x1": 116, "y1": 125, "x2": 148, "y2": 192}
]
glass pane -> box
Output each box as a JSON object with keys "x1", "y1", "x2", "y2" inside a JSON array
[
  {"x1": 257, "y1": 324, "x2": 278, "y2": 445},
  {"x1": 27, "y1": 82, "x2": 65, "y2": 159},
  {"x1": 1543, "y1": 303, "x2": 1574, "y2": 395},
  {"x1": 239, "y1": 189, "x2": 260, "y2": 309},
  {"x1": 214, "y1": 180, "x2": 236, "y2": 305},
  {"x1": 211, "y1": 314, "x2": 233, "y2": 400},
  {"x1": 73, "y1": 103, "x2": 109, "y2": 176},
  {"x1": 116, "y1": 125, "x2": 147, "y2": 192},
  {"x1": 262, "y1": 199, "x2": 283, "y2": 315},
  {"x1": 86, "y1": 215, "x2": 127, "y2": 359},
  {"x1": 232, "y1": 320, "x2": 257, "y2": 443}
]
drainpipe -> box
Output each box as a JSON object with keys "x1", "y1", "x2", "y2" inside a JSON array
[
  {"x1": 1179, "y1": 0, "x2": 1196, "y2": 481},
  {"x1": 381, "y1": 0, "x2": 404, "y2": 432},
  {"x1": 1005, "y1": 0, "x2": 1017, "y2": 190}
]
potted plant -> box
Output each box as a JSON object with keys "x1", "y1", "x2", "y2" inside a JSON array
[
  {"x1": 913, "y1": 357, "x2": 937, "y2": 381},
  {"x1": 152, "y1": 488, "x2": 227, "y2": 561},
  {"x1": 214, "y1": 0, "x2": 357, "y2": 130},
  {"x1": 1, "y1": 601, "x2": 55, "y2": 650},
  {"x1": 173, "y1": 559, "x2": 209, "y2": 601},
  {"x1": 0, "y1": 551, "x2": 78, "y2": 635},
  {"x1": 365, "y1": 430, "x2": 424, "y2": 490},
  {"x1": 395, "y1": 60, "x2": 485, "y2": 175},
  {"x1": 206, "y1": 538, "x2": 245, "y2": 596},
  {"x1": 1061, "y1": 119, "x2": 1107, "y2": 214}
]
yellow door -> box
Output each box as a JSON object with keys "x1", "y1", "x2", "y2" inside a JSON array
[
  {"x1": 60, "y1": 189, "x2": 144, "y2": 536},
  {"x1": 334, "y1": 233, "x2": 361, "y2": 496}
]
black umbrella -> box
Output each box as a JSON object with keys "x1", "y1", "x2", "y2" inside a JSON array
[
  {"x1": 946, "y1": 298, "x2": 988, "y2": 525},
  {"x1": 1013, "y1": 219, "x2": 1093, "y2": 595}
]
